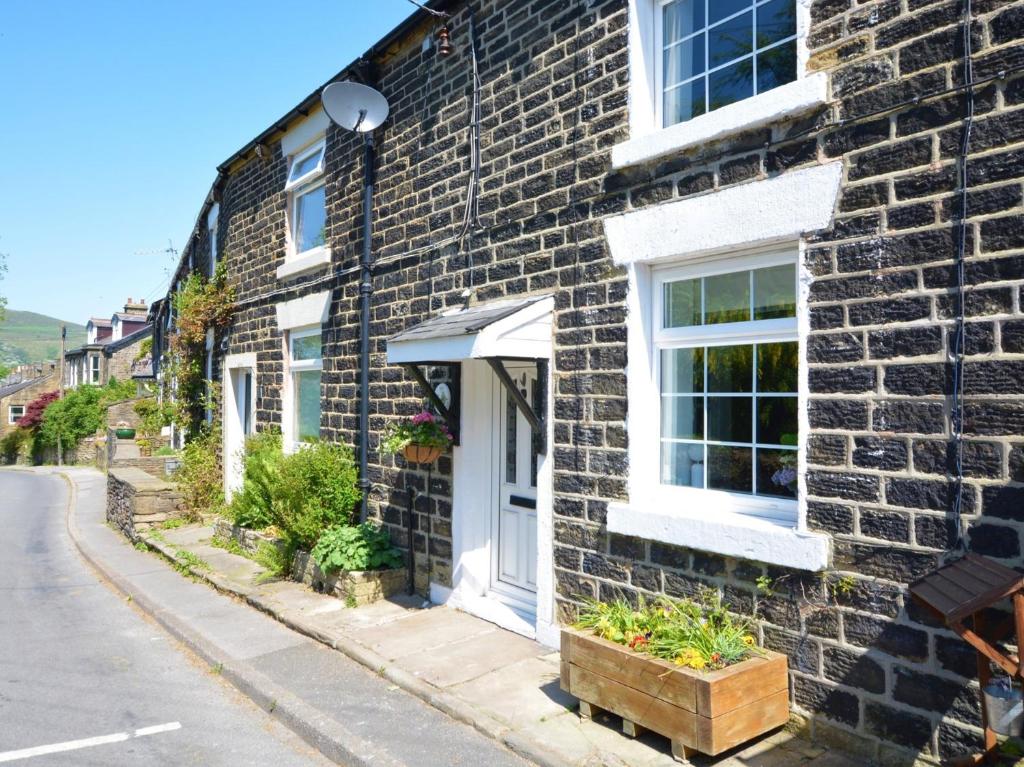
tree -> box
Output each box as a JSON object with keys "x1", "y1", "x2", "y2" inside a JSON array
[
  {"x1": 38, "y1": 387, "x2": 103, "y2": 449},
  {"x1": 17, "y1": 390, "x2": 60, "y2": 430}
]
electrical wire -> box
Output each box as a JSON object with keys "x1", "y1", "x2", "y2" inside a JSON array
[
  {"x1": 403, "y1": 0, "x2": 449, "y2": 18},
  {"x1": 949, "y1": 0, "x2": 975, "y2": 555}
]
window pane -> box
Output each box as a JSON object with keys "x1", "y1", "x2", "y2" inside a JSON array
[
  {"x1": 710, "y1": 0, "x2": 750, "y2": 25},
  {"x1": 757, "y1": 448, "x2": 797, "y2": 499},
  {"x1": 295, "y1": 185, "x2": 326, "y2": 254},
  {"x1": 757, "y1": 342, "x2": 797, "y2": 392},
  {"x1": 704, "y1": 271, "x2": 750, "y2": 324},
  {"x1": 756, "y1": 40, "x2": 797, "y2": 93},
  {"x1": 754, "y1": 263, "x2": 796, "y2": 319},
  {"x1": 708, "y1": 345, "x2": 752, "y2": 393},
  {"x1": 664, "y1": 278, "x2": 702, "y2": 328},
  {"x1": 291, "y1": 333, "x2": 322, "y2": 361},
  {"x1": 709, "y1": 58, "x2": 754, "y2": 111},
  {"x1": 664, "y1": 78, "x2": 707, "y2": 127},
  {"x1": 708, "y1": 445, "x2": 752, "y2": 493},
  {"x1": 664, "y1": 33, "x2": 705, "y2": 87},
  {"x1": 295, "y1": 370, "x2": 321, "y2": 442},
  {"x1": 757, "y1": 396, "x2": 798, "y2": 445},
  {"x1": 756, "y1": 0, "x2": 796, "y2": 47},
  {"x1": 707, "y1": 396, "x2": 752, "y2": 442},
  {"x1": 664, "y1": 0, "x2": 704, "y2": 42},
  {"x1": 290, "y1": 146, "x2": 323, "y2": 182},
  {"x1": 661, "y1": 441, "x2": 705, "y2": 488},
  {"x1": 662, "y1": 396, "x2": 704, "y2": 440},
  {"x1": 661, "y1": 347, "x2": 704, "y2": 393},
  {"x1": 506, "y1": 391, "x2": 517, "y2": 484},
  {"x1": 709, "y1": 10, "x2": 752, "y2": 69}
]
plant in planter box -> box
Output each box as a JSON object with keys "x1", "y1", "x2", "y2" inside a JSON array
[
  {"x1": 381, "y1": 410, "x2": 452, "y2": 464},
  {"x1": 563, "y1": 590, "x2": 788, "y2": 759},
  {"x1": 311, "y1": 522, "x2": 403, "y2": 574},
  {"x1": 136, "y1": 438, "x2": 152, "y2": 457}
]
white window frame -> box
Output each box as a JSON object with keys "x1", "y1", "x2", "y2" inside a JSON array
[
  {"x1": 288, "y1": 326, "x2": 323, "y2": 450},
  {"x1": 8, "y1": 405, "x2": 24, "y2": 425},
  {"x1": 653, "y1": 0, "x2": 800, "y2": 131},
  {"x1": 615, "y1": 0, "x2": 824, "y2": 170},
  {"x1": 90, "y1": 354, "x2": 101, "y2": 384},
  {"x1": 280, "y1": 139, "x2": 331, "y2": 279},
  {"x1": 651, "y1": 249, "x2": 798, "y2": 524}
]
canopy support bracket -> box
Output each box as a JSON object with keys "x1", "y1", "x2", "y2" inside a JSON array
[{"x1": 486, "y1": 357, "x2": 547, "y2": 454}]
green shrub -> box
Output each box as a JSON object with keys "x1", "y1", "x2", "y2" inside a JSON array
[
  {"x1": 272, "y1": 441, "x2": 360, "y2": 549},
  {"x1": 176, "y1": 426, "x2": 223, "y2": 518},
  {"x1": 134, "y1": 397, "x2": 173, "y2": 438},
  {"x1": 37, "y1": 386, "x2": 104, "y2": 449},
  {"x1": 0, "y1": 427, "x2": 30, "y2": 463},
  {"x1": 312, "y1": 523, "x2": 403, "y2": 574},
  {"x1": 254, "y1": 540, "x2": 295, "y2": 581},
  {"x1": 229, "y1": 430, "x2": 284, "y2": 530},
  {"x1": 154, "y1": 445, "x2": 177, "y2": 457}
]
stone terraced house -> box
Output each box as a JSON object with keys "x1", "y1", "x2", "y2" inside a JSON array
[
  {"x1": 65, "y1": 299, "x2": 153, "y2": 389},
  {"x1": 150, "y1": 0, "x2": 1024, "y2": 762}
]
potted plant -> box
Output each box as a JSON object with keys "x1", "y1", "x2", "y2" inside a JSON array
[
  {"x1": 136, "y1": 438, "x2": 152, "y2": 457},
  {"x1": 561, "y1": 592, "x2": 788, "y2": 760},
  {"x1": 114, "y1": 421, "x2": 136, "y2": 440},
  {"x1": 381, "y1": 411, "x2": 452, "y2": 465}
]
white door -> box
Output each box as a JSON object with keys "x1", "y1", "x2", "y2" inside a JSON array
[
  {"x1": 490, "y1": 364, "x2": 539, "y2": 613},
  {"x1": 225, "y1": 366, "x2": 254, "y2": 498}
]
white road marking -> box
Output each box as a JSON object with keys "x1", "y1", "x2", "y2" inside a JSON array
[{"x1": 0, "y1": 722, "x2": 181, "y2": 763}]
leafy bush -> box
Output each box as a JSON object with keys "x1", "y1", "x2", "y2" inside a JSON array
[
  {"x1": 229, "y1": 430, "x2": 285, "y2": 530},
  {"x1": 100, "y1": 377, "x2": 138, "y2": 404},
  {"x1": 271, "y1": 441, "x2": 360, "y2": 549},
  {"x1": 134, "y1": 398, "x2": 173, "y2": 438},
  {"x1": 17, "y1": 390, "x2": 60, "y2": 430},
  {"x1": 154, "y1": 445, "x2": 177, "y2": 457},
  {"x1": 176, "y1": 425, "x2": 223, "y2": 518},
  {"x1": 575, "y1": 591, "x2": 758, "y2": 671},
  {"x1": 0, "y1": 428, "x2": 31, "y2": 463},
  {"x1": 312, "y1": 523, "x2": 403, "y2": 574},
  {"x1": 254, "y1": 540, "x2": 295, "y2": 581},
  {"x1": 37, "y1": 387, "x2": 104, "y2": 449}
]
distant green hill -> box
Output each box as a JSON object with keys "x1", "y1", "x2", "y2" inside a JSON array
[{"x1": 0, "y1": 310, "x2": 86, "y2": 365}]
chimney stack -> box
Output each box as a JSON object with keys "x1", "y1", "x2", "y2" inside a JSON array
[{"x1": 124, "y1": 297, "x2": 148, "y2": 316}]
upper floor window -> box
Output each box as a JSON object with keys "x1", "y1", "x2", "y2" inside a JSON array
[
  {"x1": 657, "y1": 0, "x2": 796, "y2": 128},
  {"x1": 285, "y1": 141, "x2": 326, "y2": 257},
  {"x1": 207, "y1": 204, "x2": 220, "y2": 277},
  {"x1": 654, "y1": 252, "x2": 797, "y2": 520}
]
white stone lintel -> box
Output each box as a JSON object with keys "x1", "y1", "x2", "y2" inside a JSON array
[
  {"x1": 612, "y1": 73, "x2": 829, "y2": 171},
  {"x1": 275, "y1": 289, "x2": 332, "y2": 331}
]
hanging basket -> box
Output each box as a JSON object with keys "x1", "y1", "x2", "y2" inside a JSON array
[{"x1": 403, "y1": 444, "x2": 442, "y2": 464}]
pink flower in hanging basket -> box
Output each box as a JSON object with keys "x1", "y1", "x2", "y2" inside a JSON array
[{"x1": 411, "y1": 411, "x2": 435, "y2": 425}]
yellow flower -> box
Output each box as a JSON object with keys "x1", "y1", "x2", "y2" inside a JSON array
[
  {"x1": 673, "y1": 648, "x2": 706, "y2": 670},
  {"x1": 743, "y1": 635, "x2": 756, "y2": 647}
]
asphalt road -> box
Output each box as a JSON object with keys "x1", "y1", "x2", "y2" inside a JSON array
[{"x1": 0, "y1": 469, "x2": 331, "y2": 766}]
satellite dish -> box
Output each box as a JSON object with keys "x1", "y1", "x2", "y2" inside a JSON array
[{"x1": 321, "y1": 82, "x2": 390, "y2": 133}]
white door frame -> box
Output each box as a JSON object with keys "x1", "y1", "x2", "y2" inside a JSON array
[
  {"x1": 222, "y1": 352, "x2": 257, "y2": 501},
  {"x1": 437, "y1": 358, "x2": 557, "y2": 648}
]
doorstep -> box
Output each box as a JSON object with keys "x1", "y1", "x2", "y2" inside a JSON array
[{"x1": 145, "y1": 521, "x2": 857, "y2": 767}]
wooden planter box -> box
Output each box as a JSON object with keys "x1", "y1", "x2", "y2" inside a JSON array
[{"x1": 560, "y1": 628, "x2": 789, "y2": 760}]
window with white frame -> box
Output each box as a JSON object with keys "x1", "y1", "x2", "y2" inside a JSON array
[
  {"x1": 654, "y1": 252, "x2": 797, "y2": 520},
  {"x1": 289, "y1": 328, "x2": 322, "y2": 445},
  {"x1": 208, "y1": 204, "x2": 219, "y2": 277},
  {"x1": 285, "y1": 140, "x2": 327, "y2": 258},
  {"x1": 8, "y1": 405, "x2": 24, "y2": 425},
  {"x1": 90, "y1": 354, "x2": 101, "y2": 384},
  {"x1": 657, "y1": 0, "x2": 796, "y2": 128}
]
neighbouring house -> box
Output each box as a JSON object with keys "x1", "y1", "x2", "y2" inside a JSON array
[
  {"x1": 0, "y1": 364, "x2": 58, "y2": 441},
  {"x1": 65, "y1": 298, "x2": 153, "y2": 388},
  {"x1": 150, "y1": 0, "x2": 1024, "y2": 763}
]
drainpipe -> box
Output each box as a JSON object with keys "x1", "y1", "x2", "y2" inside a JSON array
[{"x1": 358, "y1": 133, "x2": 375, "y2": 523}]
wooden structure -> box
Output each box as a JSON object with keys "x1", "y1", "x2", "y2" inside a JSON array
[
  {"x1": 560, "y1": 628, "x2": 789, "y2": 761},
  {"x1": 909, "y1": 553, "x2": 1024, "y2": 763}
]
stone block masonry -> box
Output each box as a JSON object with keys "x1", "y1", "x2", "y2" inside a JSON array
[
  {"x1": 107, "y1": 467, "x2": 184, "y2": 540},
  {"x1": 152, "y1": 0, "x2": 1024, "y2": 763}
]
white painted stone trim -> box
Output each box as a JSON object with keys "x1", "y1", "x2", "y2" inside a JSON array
[
  {"x1": 605, "y1": 162, "x2": 843, "y2": 266},
  {"x1": 276, "y1": 246, "x2": 332, "y2": 281},
  {"x1": 612, "y1": 73, "x2": 829, "y2": 170},
  {"x1": 274, "y1": 290, "x2": 332, "y2": 331},
  {"x1": 608, "y1": 502, "x2": 830, "y2": 571},
  {"x1": 280, "y1": 107, "x2": 329, "y2": 158}
]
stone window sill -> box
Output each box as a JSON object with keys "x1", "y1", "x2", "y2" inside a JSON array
[
  {"x1": 611, "y1": 73, "x2": 829, "y2": 171},
  {"x1": 276, "y1": 246, "x2": 332, "y2": 281},
  {"x1": 607, "y1": 501, "x2": 830, "y2": 571}
]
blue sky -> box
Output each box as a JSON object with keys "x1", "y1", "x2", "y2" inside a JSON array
[{"x1": 0, "y1": 0, "x2": 414, "y2": 324}]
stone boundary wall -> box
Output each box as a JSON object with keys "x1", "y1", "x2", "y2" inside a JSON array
[
  {"x1": 212, "y1": 518, "x2": 284, "y2": 557},
  {"x1": 107, "y1": 467, "x2": 185, "y2": 540},
  {"x1": 291, "y1": 550, "x2": 406, "y2": 607}
]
